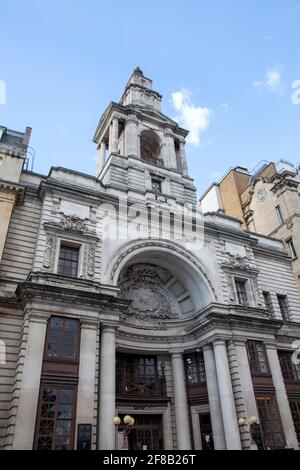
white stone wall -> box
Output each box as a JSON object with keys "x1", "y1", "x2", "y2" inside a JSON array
[
  {"x1": 0, "y1": 189, "x2": 41, "y2": 293},
  {"x1": 0, "y1": 311, "x2": 23, "y2": 449},
  {"x1": 254, "y1": 247, "x2": 300, "y2": 322}
]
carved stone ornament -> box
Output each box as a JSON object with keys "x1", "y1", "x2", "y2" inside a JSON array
[
  {"x1": 222, "y1": 253, "x2": 257, "y2": 272},
  {"x1": 43, "y1": 235, "x2": 55, "y2": 269},
  {"x1": 87, "y1": 244, "x2": 96, "y2": 277},
  {"x1": 60, "y1": 215, "x2": 87, "y2": 233},
  {"x1": 119, "y1": 264, "x2": 178, "y2": 324}
]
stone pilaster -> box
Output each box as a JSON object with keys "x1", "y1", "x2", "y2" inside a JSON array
[
  {"x1": 213, "y1": 339, "x2": 242, "y2": 450},
  {"x1": 203, "y1": 345, "x2": 226, "y2": 449},
  {"x1": 164, "y1": 128, "x2": 177, "y2": 169},
  {"x1": 109, "y1": 117, "x2": 119, "y2": 155},
  {"x1": 12, "y1": 313, "x2": 49, "y2": 450},
  {"x1": 76, "y1": 319, "x2": 99, "y2": 449},
  {"x1": 97, "y1": 141, "x2": 107, "y2": 177},
  {"x1": 125, "y1": 114, "x2": 139, "y2": 157},
  {"x1": 98, "y1": 325, "x2": 116, "y2": 450},
  {"x1": 171, "y1": 352, "x2": 191, "y2": 449},
  {"x1": 234, "y1": 339, "x2": 259, "y2": 421},
  {"x1": 265, "y1": 343, "x2": 299, "y2": 449},
  {"x1": 179, "y1": 141, "x2": 188, "y2": 176}
]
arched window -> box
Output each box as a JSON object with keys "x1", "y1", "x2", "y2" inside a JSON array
[{"x1": 140, "y1": 130, "x2": 161, "y2": 164}]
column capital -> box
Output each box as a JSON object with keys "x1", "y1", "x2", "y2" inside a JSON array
[
  {"x1": 101, "y1": 323, "x2": 117, "y2": 334},
  {"x1": 202, "y1": 344, "x2": 213, "y2": 353},
  {"x1": 98, "y1": 139, "x2": 107, "y2": 148},
  {"x1": 170, "y1": 350, "x2": 184, "y2": 358},
  {"x1": 26, "y1": 312, "x2": 50, "y2": 324},
  {"x1": 80, "y1": 318, "x2": 100, "y2": 330},
  {"x1": 164, "y1": 127, "x2": 174, "y2": 137},
  {"x1": 232, "y1": 337, "x2": 248, "y2": 347},
  {"x1": 213, "y1": 338, "x2": 227, "y2": 348},
  {"x1": 126, "y1": 113, "x2": 138, "y2": 125},
  {"x1": 112, "y1": 112, "x2": 125, "y2": 122}
]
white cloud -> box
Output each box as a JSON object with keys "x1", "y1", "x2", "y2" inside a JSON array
[
  {"x1": 253, "y1": 68, "x2": 284, "y2": 94},
  {"x1": 171, "y1": 89, "x2": 213, "y2": 147},
  {"x1": 221, "y1": 102, "x2": 230, "y2": 113}
]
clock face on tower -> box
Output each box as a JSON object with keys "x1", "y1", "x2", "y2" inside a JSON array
[{"x1": 257, "y1": 189, "x2": 266, "y2": 203}]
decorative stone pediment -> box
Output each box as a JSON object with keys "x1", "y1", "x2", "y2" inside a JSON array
[{"x1": 119, "y1": 264, "x2": 178, "y2": 326}]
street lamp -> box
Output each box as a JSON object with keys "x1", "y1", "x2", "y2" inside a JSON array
[
  {"x1": 113, "y1": 415, "x2": 135, "y2": 449},
  {"x1": 238, "y1": 416, "x2": 263, "y2": 450}
]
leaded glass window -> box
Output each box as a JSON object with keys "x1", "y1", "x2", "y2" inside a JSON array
[
  {"x1": 247, "y1": 341, "x2": 270, "y2": 375},
  {"x1": 35, "y1": 386, "x2": 75, "y2": 450},
  {"x1": 46, "y1": 317, "x2": 79, "y2": 360},
  {"x1": 184, "y1": 352, "x2": 206, "y2": 384}
]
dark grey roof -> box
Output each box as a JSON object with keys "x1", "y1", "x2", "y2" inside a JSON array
[{"x1": 0, "y1": 126, "x2": 28, "y2": 156}]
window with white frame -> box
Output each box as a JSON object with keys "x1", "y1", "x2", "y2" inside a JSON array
[
  {"x1": 277, "y1": 294, "x2": 290, "y2": 322},
  {"x1": 287, "y1": 238, "x2": 297, "y2": 259},
  {"x1": 57, "y1": 244, "x2": 80, "y2": 277},
  {"x1": 234, "y1": 278, "x2": 249, "y2": 305},
  {"x1": 275, "y1": 205, "x2": 285, "y2": 225}
]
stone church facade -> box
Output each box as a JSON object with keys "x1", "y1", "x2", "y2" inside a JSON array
[{"x1": 0, "y1": 69, "x2": 300, "y2": 450}]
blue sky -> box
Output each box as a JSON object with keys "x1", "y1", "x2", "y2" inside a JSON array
[{"x1": 1, "y1": 0, "x2": 300, "y2": 195}]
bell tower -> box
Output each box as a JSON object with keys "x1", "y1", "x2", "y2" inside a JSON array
[{"x1": 93, "y1": 68, "x2": 196, "y2": 206}]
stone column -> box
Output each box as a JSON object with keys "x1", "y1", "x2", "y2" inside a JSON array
[
  {"x1": 234, "y1": 340, "x2": 259, "y2": 420},
  {"x1": 213, "y1": 340, "x2": 242, "y2": 450},
  {"x1": 97, "y1": 141, "x2": 107, "y2": 177},
  {"x1": 12, "y1": 313, "x2": 49, "y2": 450},
  {"x1": 109, "y1": 117, "x2": 119, "y2": 155},
  {"x1": 75, "y1": 320, "x2": 99, "y2": 449},
  {"x1": 265, "y1": 344, "x2": 299, "y2": 449},
  {"x1": 98, "y1": 326, "x2": 116, "y2": 450},
  {"x1": 164, "y1": 128, "x2": 177, "y2": 169},
  {"x1": 108, "y1": 117, "x2": 118, "y2": 155},
  {"x1": 203, "y1": 345, "x2": 226, "y2": 449},
  {"x1": 171, "y1": 352, "x2": 192, "y2": 449},
  {"x1": 125, "y1": 114, "x2": 139, "y2": 157},
  {"x1": 179, "y1": 141, "x2": 189, "y2": 176}
]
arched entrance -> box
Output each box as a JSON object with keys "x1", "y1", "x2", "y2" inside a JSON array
[{"x1": 107, "y1": 240, "x2": 216, "y2": 450}]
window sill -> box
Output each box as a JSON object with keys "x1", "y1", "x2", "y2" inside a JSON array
[{"x1": 44, "y1": 356, "x2": 79, "y2": 364}]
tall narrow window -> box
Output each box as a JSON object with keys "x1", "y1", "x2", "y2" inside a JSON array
[
  {"x1": 151, "y1": 178, "x2": 162, "y2": 193},
  {"x1": 58, "y1": 244, "x2": 80, "y2": 277},
  {"x1": 140, "y1": 130, "x2": 161, "y2": 164},
  {"x1": 263, "y1": 291, "x2": 273, "y2": 315},
  {"x1": 275, "y1": 205, "x2": 285, "y2": 225},
  {"x1": 247, "y1": 341, "x2": 270, "y2": 375},
  {"x1": 256, "y1": 396, "x2": 285, "y2": 449},
  {"x1": 235, "y1": 279, "x2": 248, "y2": 305},
  {"x1": 287, "y1": 238, "x2": 297, "y2": 259},
  {"x1": 46, "y1": 317, "x2": 79, "y2": 361},
  {"x1": 184, "y1": 352, "x2": 206, "y2": 384},
  {"x1": 34, "y1": 385, "x2": 76, "y2": 450},
  {"x1": 116, "y1": 354, "x2": 166, "y2": 396},
  {"x1": 277, "y1": 295, "x2": 289, "y2": 322},
  {"x1": 289, "y1": 400, "x2": 300, "y2": 443},
  {"x1": 278, "y1": 351, "x2": 300, "y2": 382}
]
